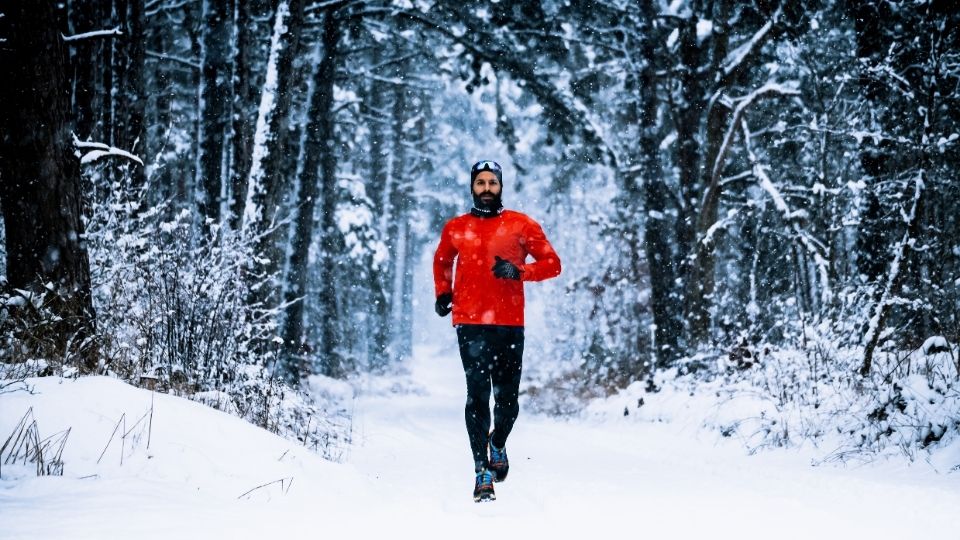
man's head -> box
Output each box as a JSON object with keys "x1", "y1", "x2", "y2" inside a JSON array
[{"x1": 470, "y1": 160, "x2": 503, "y2": 214}]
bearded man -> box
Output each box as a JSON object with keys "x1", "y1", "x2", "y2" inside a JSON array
[{"x1": 433, "y1": 159, "x2": 562, "y2": 502}]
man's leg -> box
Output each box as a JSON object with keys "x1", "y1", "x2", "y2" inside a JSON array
[
  {"x1": 456, "y1": 325, "x2": 494, "y2": 471},
  {"x1": 490, "y1": 326, "x2": 524, "y2": 449}
]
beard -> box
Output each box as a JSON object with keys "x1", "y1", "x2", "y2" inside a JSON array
[{"x1": 472, "y1": 191, "x2": 503, "y2": 212}]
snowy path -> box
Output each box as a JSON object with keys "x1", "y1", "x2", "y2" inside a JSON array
[
  {"x1": 349, "y1": 345, "x2": 960, "y2": 538},
  {"x1": 2, "y1": 345, "x2": 959, "y2": 539}
]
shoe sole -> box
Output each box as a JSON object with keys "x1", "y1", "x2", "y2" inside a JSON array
[{"x1": 474, "y1": 492, "x2": 496, "y2": 502}]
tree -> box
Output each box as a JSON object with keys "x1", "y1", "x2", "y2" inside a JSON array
[
  {"x1": 856, "y1": 1, "x2": 959, "y2": 375},
  {"x1": 241, "y1": 0, "x2": 306, "y2": 328},
  {"x1": 196, "y1": 0, "x2": 232, "y2": 223},
  {"x1": 280, "y1": 9, "x2": 343, "y2": 380},
  {"x1": 0, "y1": 1, "x2": 98, "y2": 369}
]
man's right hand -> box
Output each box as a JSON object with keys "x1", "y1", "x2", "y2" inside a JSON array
[{"x1": 435, "y1": 292, "x2": 453, "y2": 317}]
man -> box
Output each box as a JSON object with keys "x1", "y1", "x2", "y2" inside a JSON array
[{"x1": 433, "y1": 160, "x2": 561, "y2": 502}]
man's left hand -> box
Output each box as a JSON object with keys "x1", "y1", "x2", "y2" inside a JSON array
[{"x1": 492, "y1": 256, "x2": 522, "y2": 280}]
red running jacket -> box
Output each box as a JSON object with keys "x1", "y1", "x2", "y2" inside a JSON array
[{"x1": 433, "y1": 210, "x2": 561, "y2": 327}]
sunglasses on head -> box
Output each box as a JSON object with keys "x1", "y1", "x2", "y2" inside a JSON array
[{"x1": 471, "y1": 160, "x2": 502, "y2": 173}]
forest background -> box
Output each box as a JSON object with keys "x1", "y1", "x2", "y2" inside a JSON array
[{"x1": 1, "y1": 0, "x2": 958, "y2": 460}]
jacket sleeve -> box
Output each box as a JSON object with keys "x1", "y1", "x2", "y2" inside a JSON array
[
  {"x1": 519, "y1": 218, "x2": 561, "y2": 282},
  {"x1": 433, "y1": 220, "x2": 457, "y2": 296}
]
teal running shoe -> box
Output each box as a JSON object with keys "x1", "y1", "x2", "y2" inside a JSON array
[{"x1": 473, "y1": 468, "x2": 496, "y2": 502}]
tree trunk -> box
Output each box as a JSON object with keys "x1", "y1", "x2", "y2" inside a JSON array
[
  {"x1": 684, "y1": 0, "x2": 734, "y2": 349},
  {"x1": 242, "y1": 0, "x2": 305, "y2": 308},
  {"x1": 228, "y1": 0, "x2": 268, "y2": 229},
  {"x1": 0, "y1": 0, "x2": 98, "y2": 370},
  {"x1": 612, "y1": 79, "x2": 646, "y2": 378},
  {"x1": 851, "y1": 0, "x2": 893, "y2": 284},
  {"x1": 145, "y1": 3, "x2": 175, "y2": 209},
  {"x1": 385, "y1": 81, "x2": 411, "y2": 366},
  {"x1": 396, "y1": 90, "x2": 433, "y2": 363},
  {"x1": 116, "y1": 0, "x2": 147, "y2": 191},
  {"x1": 68, "y1": 0, "x2": 106, "y2": 142},
  {"x1": 366, "y1": 46, "x2": 392, "y2": 372},
  {"x1": 196, "y1": 0, "x2": 232, "y2": 223},
  {"x1": 181, "y1": 1, "x2": 204, "y2": 209},
  {"x1": 637, "y1": 0, "x2": 680, "y2": 368},
  {"x1": 102, "y1": 0, "x2": 118, "y2": 150},
  {"x1": 280, "y1": 11, "x2": 341, "y2": 380},
  {"x1": 315, "y1": 12, "x2": 344, "y2": 378},
  {"x1": 675, "y1": 15, "x2": 706, "y2": 345},
  {"x1": 113, "y1": 0, "x2": 146, "y2": 149}
]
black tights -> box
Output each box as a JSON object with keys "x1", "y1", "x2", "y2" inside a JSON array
[{"x1": 456, "y1": 324, "x2": 524, "y2": 472}]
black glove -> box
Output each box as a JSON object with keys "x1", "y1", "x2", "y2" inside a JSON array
[
  {"x1": 492, "y1": 256, "x2": 522, "y2": 280},
  {"x1": 435, "y1": 292, "x2": 453, "y2": 317}
]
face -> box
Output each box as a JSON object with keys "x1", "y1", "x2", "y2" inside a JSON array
[{"x1": 472, "y1": 171, "x2": 502, "y2": 204}]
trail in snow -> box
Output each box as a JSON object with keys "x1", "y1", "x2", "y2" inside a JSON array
[
  {"x1": 2, "y1": 343, "x2": 959, "y2": 539},
  {"x1": 349, "y1": 344, "x2": 960, "y2": 538}
]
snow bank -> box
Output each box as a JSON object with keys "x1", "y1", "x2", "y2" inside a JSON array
[
  {"x1": 584, "y1": 343, "x2": 960, "y2": 469},
  {"x1": 0, "y1": 376, "x2": 363, "y2": 539}
]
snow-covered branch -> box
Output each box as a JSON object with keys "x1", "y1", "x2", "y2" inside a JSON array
[
  {"x1": 61, "y1": 27, "x2": 122, "y2": 42},
  {"x1": 722, "y1": 11, "x2": 778, "y2": 79},
  {"x1": 699, "y1": 208, "x2": 740, "y2": 248},
  {"x1": 145, "y1": 50, "x2": 200, "y2": 70},
  {"x1": 741, "y1": 120, "x2": 831, "y2": 305},
  {"x1": 304, "y1": 0, "x2": 355, "y2": 13},
  {"x1": 707, "y1": 81, "x2": 800, "y2": 191},
  {"x1": 389, "y1": 7, "x2": 618, "y2": 167},
  {"x1": 73, "y1": 135, "x2": 144, "y2": 166}
]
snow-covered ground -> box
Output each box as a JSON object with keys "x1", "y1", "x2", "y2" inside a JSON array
[{"x1": 2, "y1": 344, "x2": 959, "y2": 540}]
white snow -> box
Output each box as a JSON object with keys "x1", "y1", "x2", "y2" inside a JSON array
[
  {"x1": 666, "y1": 27, "x2": 679, "y2": 48},
  {"x1": 3, "y1": 346, "x2": 960, "y2": 539},
  {"x1": 922, "y1": 336, "x2": 950, "y2": 355},
  {"x1": 696, "y1": 20, "x2": 713, "y2": 43}
]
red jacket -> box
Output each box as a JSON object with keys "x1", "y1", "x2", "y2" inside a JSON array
[{"x1": 433, "y1": 210, "x2": 561, "y2": 327}]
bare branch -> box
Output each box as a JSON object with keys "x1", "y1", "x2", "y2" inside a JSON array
[{"x1": 741, "y1": 119, "x2": 832, "y2": 305}]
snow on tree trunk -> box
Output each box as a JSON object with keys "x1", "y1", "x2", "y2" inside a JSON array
[
  {"x1": 240, "y1": 0, "x2": 304, "y2": 317},
  {"x1": 228, "y1": 0, "x2": 267, "y2": 230},
  {"x1": 243, "y1": 0, "x2": 291, "y2": 232}
]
